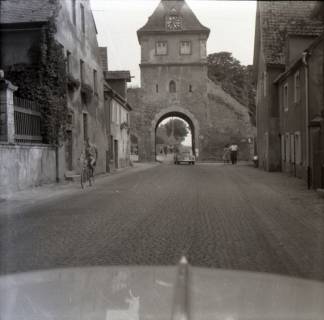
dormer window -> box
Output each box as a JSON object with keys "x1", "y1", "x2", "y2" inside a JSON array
[
  {"x1": 180, "y1": 41, "x2": 191, "y2": 55},
  {"x1": 294, "y1": 71, "x2": 300, "y2": 103},
  {"x1": 156, "y1": 41, "x2": 168, "y2": 55}
]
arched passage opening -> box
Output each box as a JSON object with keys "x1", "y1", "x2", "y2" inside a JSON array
[{"x1": 151, "y1": 108, "x2": 200, "y2": 162}]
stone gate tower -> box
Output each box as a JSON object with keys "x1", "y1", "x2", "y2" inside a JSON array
[{"x1": 128, "y1": 0, "x2": 255, "y2": 161}]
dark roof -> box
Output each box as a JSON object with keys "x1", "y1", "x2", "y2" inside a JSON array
[
  {"x1": 105, "y1": 71, "x2": 131, "y2": 82},
  {"x1": 137, "y1": 0, "x2": 209, "y2": 37},
  {"x1": 0, "y1": 0, "x2": 56, "y2": 24},
  {"x1": 274, "y1": 31, "x2": 324, "y2": 84},
  {"x1": 104, "y1": 81, "x2": 132, "y2": 111},
  {"x1": 311, "y1": 2, "x2": 324, "y2": 20},
  {"x1": 257, "y1": 1, "x2": 324, "y2": 65}
]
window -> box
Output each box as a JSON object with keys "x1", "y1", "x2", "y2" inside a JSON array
[
  {"x1": 180, "y1": 41, "x2": 191, "y2": 55},
  {"x1": 281, "y1": 134, "x2": 285, "y2": 161},
  {"x1": 156, "y1": 84, "x2": 159, "y2": 93},
  {"x1": 169, "y1": 80, "x2": 176, "y2": 93},
  {"x1": 66, "y1": 51, "x2": 71, "y2": 74},
  {"x1": 285, "y1": 133, "x2": 290, "y2": 162},
  {"x1": 80, "y1": 59, "x2": 84, "y2": 83},
  {"x1": 83, "y1": 113, "x2": 88, "y2": 141},
  {"x1": 67, "y1": 113, "x2": 73, "y2": 126},
  {"x1": 295, "y1": 131, "x2": 302, "y2": 165},
  {"x1": 110, "y1": 135, "x2": 114, "y2": 160},
  {"x1": 263, "y1": 71, "x2": 267, "y2": 97},
  {"x1": 72, "y1": 0, "x2": 76, "y2": 26},
  {"x1": 155, "y1": 41, "x2": 167, "y2": 55},
  {"x1": 80, "y1": 4, "x2": 85, "y2": 34},
  {"x1": 189, "y1": 84, "x2": 192, "y2": 92},
  {"x1": 294, "y1": 71, "x2": 300, "y2": 103},
  {"x1": 290, "y1": 134, "x2": 295, "y2": 164},
  {"x1": 93, "y1": 69, "x2": 97, "y2": 94},
  {"x1": 283, "y1": 83, "x2": 288, "y2": 112},
  {"x1": 118, "y1": 105, "x2": 121, "y2": 124},
  {"x1": 112, "y1": 101, "x2": 118, "y2": 123}
]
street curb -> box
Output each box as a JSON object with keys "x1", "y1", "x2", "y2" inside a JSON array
[{"x1": 0, "y1": 162, "x2": 159, "y2": 204}]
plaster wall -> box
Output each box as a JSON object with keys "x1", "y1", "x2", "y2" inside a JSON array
[
  {"x1": 279, "y1": 37, "x2": 324, "y2": 187},
  {"x1": 255, "y1": 46, "x2": 283, "y2": 171},
  {"x1": 109, "y1": 99, "x2": 131, "y2": 169},
  {"x1": 0, "y1": 144, "x2": 56, "y2": 195},
  {"x1": 55, "y1": 0, "x2": 108, "y2": 175},
  {"x1": 140, "y1": 33, "x2": 207, "y2": 65}
]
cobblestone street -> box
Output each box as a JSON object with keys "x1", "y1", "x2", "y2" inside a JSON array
[{"x1": 1, "y1": 163, "x2": 324, "y2": 281}]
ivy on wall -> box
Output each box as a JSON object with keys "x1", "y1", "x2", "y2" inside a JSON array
[{"x1": 5, "y1": 18, "x2": 68, "y2": 145}]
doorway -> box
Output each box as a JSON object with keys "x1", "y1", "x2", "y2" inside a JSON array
[
  {"x1": 114, "y1": 139, "x2": 119, "y2": 169},
  {"x1": 65, "y1": 130, "x2": 73, "y2": 171}
]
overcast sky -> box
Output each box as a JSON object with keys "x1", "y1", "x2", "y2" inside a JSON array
[{"x1": 91, "y1": 0, "x2": 256, "y2": 87}]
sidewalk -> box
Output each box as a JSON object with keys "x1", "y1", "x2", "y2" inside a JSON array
[{"x1": 0, "y1": 162, "x2": 158, "y2": 209}]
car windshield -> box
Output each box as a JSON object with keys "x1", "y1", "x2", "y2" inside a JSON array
[{"x1": 1, "y1": 0, "x2": 324, "y2": 319}]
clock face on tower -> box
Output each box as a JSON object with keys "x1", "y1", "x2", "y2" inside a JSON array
[{"x1": 166, "y1": 15, "x2": 182, "y2": 31}]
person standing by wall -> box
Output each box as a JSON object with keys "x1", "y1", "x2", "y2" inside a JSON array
[{"x1": 229, "y1": 143, "x2": 239, "y2": 165}]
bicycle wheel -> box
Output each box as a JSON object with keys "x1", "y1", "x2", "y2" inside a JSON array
[
  {"x1": 89, "y1": 167, "x2": 95, "y2": 186},
  {"x1": 88, "y1": 168, "x2": 92, "y2": 186},
  {"x1": 80, "y1": 168, "x2": 86, "y2": 189}
]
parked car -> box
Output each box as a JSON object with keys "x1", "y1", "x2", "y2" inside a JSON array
[{"x1": 174, "y1": 150, "x2": 195, "y2": 165}]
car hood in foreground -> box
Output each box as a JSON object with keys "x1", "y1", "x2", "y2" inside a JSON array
[{"x1": 0, "y1": 265, "x2": 323, "y2": 320}]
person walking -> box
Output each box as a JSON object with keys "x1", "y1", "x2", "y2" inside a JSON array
[
  {"x1": 229, "y1": 143, "x2": 239, "y2": 165},
  {"x1": 222, "y1": 145, "x2": 230, "y2": 164}
]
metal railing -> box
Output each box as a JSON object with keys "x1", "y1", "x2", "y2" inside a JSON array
[{"x1": 13, "y1": 96, "x2": 43, "y2": 144}]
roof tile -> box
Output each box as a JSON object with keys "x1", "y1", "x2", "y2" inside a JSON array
[
  {"x1": 0, "y1": 0, "x2": 56, "y2": 24},
  {"x1": 259, "y1": 1, "x2": 324, "y2": 64}
]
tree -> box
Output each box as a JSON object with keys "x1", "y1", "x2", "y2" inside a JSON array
[
  {"x1": 164, "y1": 118, "x2": 189, "y2": 142},
  {"x1": 207, "y1": 51, "x2": 256, "y2": 126}
]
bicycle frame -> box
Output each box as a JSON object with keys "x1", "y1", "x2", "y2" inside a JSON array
[{"x1": 80, "y1": 159, "x2": 94, "y2": 189}]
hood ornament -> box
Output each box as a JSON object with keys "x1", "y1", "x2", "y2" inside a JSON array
[{"x1": 171, "y1": 256, "x2": 190, "y2": 320}]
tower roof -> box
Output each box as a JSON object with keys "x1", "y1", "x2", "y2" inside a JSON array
[{"x1": 137, "y1": 0, "x2": 210, "y2": 38}]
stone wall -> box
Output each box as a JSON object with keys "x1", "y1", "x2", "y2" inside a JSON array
[
  {"x1": 128, "y1": 76, "x2": 255, "y2": 162},
  {"x1": 0, "y1": 144, "x2": 57, "y2": 195},
  {"x1": 205, "y1": 80, "x2": 256, "y2": 161}
]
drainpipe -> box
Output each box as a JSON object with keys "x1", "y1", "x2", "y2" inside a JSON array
[
  {"x1": 55, "y1": 144, "x2": 60, "y2": 183},
  {"x1": 302, "y1": 50, "x2": 311, "y2": 189}
]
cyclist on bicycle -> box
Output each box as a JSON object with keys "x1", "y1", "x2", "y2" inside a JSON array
[{"x1": 84, "y1": 138, "x2": 98, "y2": 176}]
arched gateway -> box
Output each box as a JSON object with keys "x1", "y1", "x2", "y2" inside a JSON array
[
  {"x1": 152, "y1": 107, "x2": 200, "y2": 157},
  {"x1": 127, "y1": 0, "x2": 255, "y2": 161}
]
